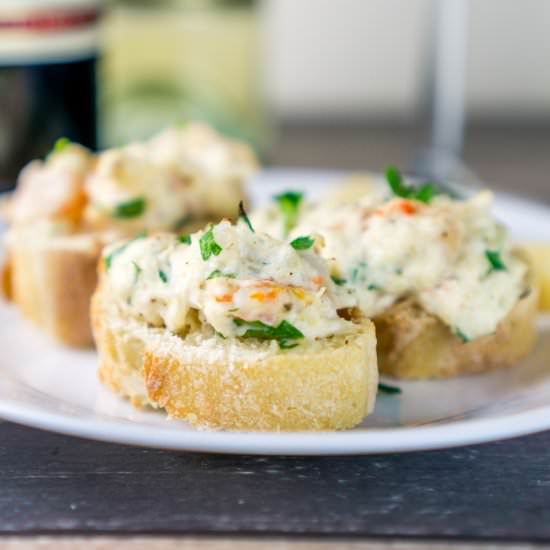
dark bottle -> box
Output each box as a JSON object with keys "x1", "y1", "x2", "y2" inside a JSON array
[{"x1": 0, "y1": 1, "x2": 100, "y2": 191}]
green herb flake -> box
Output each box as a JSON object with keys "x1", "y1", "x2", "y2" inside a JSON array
[
  {"x1": 378, "y1": 383, "x2": 402, "y2": 395},
  {"x1": 113, "y1": 197, "x2": 146, "y2": 219},
  {"x1": 104, "y1": 233, "x2": 146, "y2": 270},
  {"x1": 454, "y1": 327, "x2": 470, "y2": 343},
  {"x1": 290, "y1": 235, "x2": 314, "y2": 250},
  {"x1": 158, "y1": 269, "x2": 168, "y2": 283},
  {"x1": 350, "y1": 261, "x2": 368, "y2": 284},
  {"x1": 368, "y1": 283, "x2": 381, "y2": 291},
  {"x1": 132, "y1": 261, "x2": 142, "y2": 282},
  {"x1": 233, "y1": 318, "x2": 304, "y2": 349},
  {"x1": 485, "y1": 250, "x2": 506, "y2": 272},
  {"x1": 104, "y1": 243, "x2": 127, "y2": 270},
  {"x1": 274, "y1": 191, "x2": 303, "y2": 236},
  {"x1": 199, "y1": 226, "x2": 222, "y2": 261},
  {"x1": 238, "y1": 201, "x2": 254, "y2": 232},
  {"x1": 178, "y1": 234, "x2": 192, "y2": 245},
  {"x1": 385, "y1": 165, "x2": 438, "y2": 204},
  {"x1": 52, "y1": 137, "x2": 70, "y2": 154},
  {"x1": 331, "y1": 275, "x2": 347, "y2": 286},
  {"x1": 415, "y1": 182, "x2": 437, "y2": 204},
  {"x1": 207, "y1": 269, "x2": 236, "y2": 280},
  {"x1": 279, "y1": 340, "x2": 299, "y2": 349}
]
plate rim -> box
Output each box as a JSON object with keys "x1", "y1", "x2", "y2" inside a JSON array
[
  {"x1": 2, "y1": 167, "x2": 550, "y2": 455},
  {"x1": 1, "y1": 391, "x2": 550, "y2": 455}
]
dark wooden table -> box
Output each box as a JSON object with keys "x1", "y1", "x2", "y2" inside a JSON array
[
  {"x1": 3, "y1": 125, "x2": 550, "y2": 549},
  {"x1": 2, "y1": 419, "x2": 550, "y2": 545}
]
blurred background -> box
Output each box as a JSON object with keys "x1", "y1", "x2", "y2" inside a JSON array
[{"x1": 1, "y1": 0, "x2": 549, "y2": 198}]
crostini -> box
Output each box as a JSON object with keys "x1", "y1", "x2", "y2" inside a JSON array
[
  {"x1": 2, "y1": 124, "x2": 257, "y2": 346},
  {"x1": 520, "y1": 243, "x2": 550, "y2": 312},
  {"x1": 252, "y1": 168, "x2": 538, "y2": 379},
  {"x1": 91, "y1": 219, "x2": 378, "y2": 431}
]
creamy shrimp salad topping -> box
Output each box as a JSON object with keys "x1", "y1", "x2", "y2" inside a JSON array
[
  {"x1": 252, "y1": 172, "x2": 529, "y2": 341},
  {"x1": 146, "y1": 123, "x2": 257, "y2": 180},
  {"x1": 103, "y1": 220, "x2": 353, "y2": 346},
  {"x1": 9, "y1": 140, "x2": 91, "y2": 226},
  {"x1": 7, "y1": 125, "x2": 257, "y2": 234},
  {"x1": 84, "y1": 146, "x2": 199, "y2": 231}
]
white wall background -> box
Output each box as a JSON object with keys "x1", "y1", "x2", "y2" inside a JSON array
[{"x1": 262, "y1": 0, "x2": 550, "y2": 121}]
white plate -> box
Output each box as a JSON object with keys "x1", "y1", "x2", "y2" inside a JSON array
[{"x1": 1, "y1": 168, "x2": 550, "y2": 455}]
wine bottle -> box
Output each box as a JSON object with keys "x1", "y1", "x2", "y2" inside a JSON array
[{"x1": 0, "y1": 1, "x2": 101, "y2": 191}]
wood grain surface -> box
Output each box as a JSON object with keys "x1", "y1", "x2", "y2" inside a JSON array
[
  {"x1": 0, "y1": 537, "x2": 548, "y2": 550},
  {"x1": 1, "y1": 421, "x2": 550, "y2": 541}
]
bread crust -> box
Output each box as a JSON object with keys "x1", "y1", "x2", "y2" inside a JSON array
[
  {"x1": 91, "y1": 283, "x2": 379, "y2": 431},
  {"x1": 374, "y1": 286, "x2": 538, "y2": 379},
  {"x1": 520, "y1": 243, "x2": 550, "y2": 311}
]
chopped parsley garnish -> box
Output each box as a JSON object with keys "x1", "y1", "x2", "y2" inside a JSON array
[
  {"x1": 238, "y1": 201, "x2": 254, "y2": 232},
  {"x1": 199, "y1": 226, "x2": 222, "y2": 260},
  {"x1": 279, "y1": 340, "x2": 299, "y2": 349},
  {"x1": 104, "y1": 243, "x2": 127, "y2": 270},
  {"x1": 113, "y1": 197, "x2": 146, "y2": 219},
  {"x1": 385, "y1": 166, "x2": 437, "y2": 204},
  {"x1": 368, "y1": 283, "x2": 381, "y2": 291},
  {"x1": 52, "y1": 137, "x2": 70, "y2": 154},
  {"x1": 207, "y1": 269, "x2": 236, "y2": 280},
  {"x1": 290, "y1": 235, "x2": 314, "y2": 250},
  {"x1": 274, "y1": 191, "x2": 303, "y2": 236},
  {"x1": 485, "y1": 250, "x2": 506, "y2": 272},
  {"x1": 454, "y1": 327, "x2": 470, "y2": 343},
  {"x1": 104, "y1": 233, "x2": 146, "y2": 270},
  {"x1": 178, "y1": 234, "x2": 191, "y2": 245},
  {"x1": 158, "y1": 269, "x2": 168, "y2": 283},
  {"x1": 132, "y1": 261, "x2": 142, "y2": 282},
  {"x1": 331, "y1": 275, "x2": 347, "y2": 286},
  {"x1": 378, "y1": 383, "x2": 402, "y2": 395},
  {"x1": 350, "y1": 261, "x2": 368, "y2": 284},
  {"x1": 233, "y1": 318, "x2": 304, "y2": 349}
]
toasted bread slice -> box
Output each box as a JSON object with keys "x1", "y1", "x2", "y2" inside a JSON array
[
  {"x1": 4, "y1": 230, "x2": 103, "y2": 347},
  {"x1": 91, "y1": 283, "x2": 379, "y2": 431},
  {"x1": 2, "y1": 218, "x2": 211, "y2": 348},
  {"x1": 520, "y1": 243, "x2": 550, "y2": 311},
  {"x1": 374, "y1": 284, "x2": 538, "y2": 379}
]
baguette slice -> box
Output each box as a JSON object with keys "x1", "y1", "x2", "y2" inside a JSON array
[
  {"x1": 374, "y1": 283, "x2": 538, "y2": 379},
  {"x1": 2, "y1": 219, "x2": 211, "y2": 348},
  {"x1": 4, "y1": 230, "x2": 102, "y2": 347},
  {"x1": 520, "y1": 243, "x2": 550, "y2": 311},
  {"x1": 91, "y1": 282, "x2": 379, "y2": 431}
]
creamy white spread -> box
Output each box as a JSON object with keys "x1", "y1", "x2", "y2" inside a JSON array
[
  {"x1": 7, "y1": 123, "x2": 257, "y2": 235},
  {"x1": 103, "y1": 221, "x2": 353, "y2": 343},
  {"x1": 253, "y1": 187, "x2": 529, "y2": 341},
  {"x1": 144, "y1": 124, "x2": 257, "y2": 217},
  {"x1": 146, "y1": 123, "x2": 257, "y2": 180},
  {"x1": 9, "y1": 144, "x2": 91, "y2": 225},
  {"x1": 84, "y1": 146, "x2": 199, "y2": 231}
]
